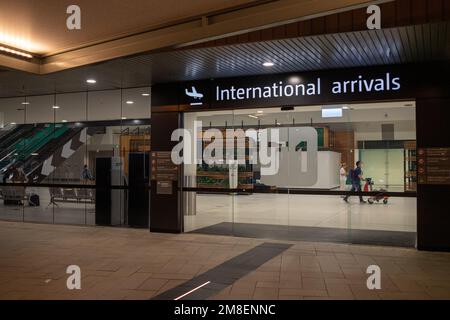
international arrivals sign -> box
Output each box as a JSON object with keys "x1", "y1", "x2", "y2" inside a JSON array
[
  {"x1": 214, "y1": 72, "x2": 400, "y2": 102},
  {"x1": 151, "y1": 64, "x2": 423, "y2": 108}
]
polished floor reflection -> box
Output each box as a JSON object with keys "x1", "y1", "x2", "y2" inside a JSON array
[{"x1": 184, "y1": 193, "x2": 416, "y2": 233}]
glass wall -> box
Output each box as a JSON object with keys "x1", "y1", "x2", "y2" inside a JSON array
[
  {"x1": 182, "y1": 101, "x2": 417, "y2": 246},
  {"x1": 0, "y1": 87, "x2": 151, "y2": 226}
]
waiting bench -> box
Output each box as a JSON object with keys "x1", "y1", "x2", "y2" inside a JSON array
[
  {"x1": 49, "y1": 187, "x2": 95, "y2": 206},
  {"x1": 0, "y1": 186, "x2": 29, "y2": 205}
]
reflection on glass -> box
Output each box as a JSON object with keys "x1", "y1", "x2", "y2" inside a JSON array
[
  {"x1": 183, "y1": 102, "x2": 417, "y2": 245},
  {"x1": 0, "y1": 87, "x2": 151, "y2": 227}
]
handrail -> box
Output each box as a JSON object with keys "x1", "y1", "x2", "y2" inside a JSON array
[{"x1": 0, "y1": 182, "x2": 417, "y2": 198}]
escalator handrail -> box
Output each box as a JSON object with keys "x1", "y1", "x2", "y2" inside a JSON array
[{"x1": 15, "y1": 125, "x2": 69, "y2": 157}]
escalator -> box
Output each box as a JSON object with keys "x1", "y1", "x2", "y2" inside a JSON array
[
  {"x1": 0, "y1": 124, "x2": 44, "y2": 174},
  {"x1": 0, "y1": 124, "x2": 39, "y2": 150},
  {"x1": 23, "y1": 125, "x2": 88, "y2": 182},
  {"x1": 0, "y1": 124, "x2": 94, "y2": 183}
]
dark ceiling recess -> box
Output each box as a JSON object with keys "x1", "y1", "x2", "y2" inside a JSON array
[
  {"x1": 0, "y1": 21, "x2": 449, "y2": 98},
  {"x1": 181, "y1": 0, "x2": 450, "y2": 51}
]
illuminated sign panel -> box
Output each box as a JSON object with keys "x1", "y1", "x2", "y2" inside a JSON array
[{"x1": 152, "y1": 64, "x2": 443, "y2": 109}]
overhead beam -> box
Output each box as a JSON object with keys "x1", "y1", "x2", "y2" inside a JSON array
[
  {"x1": 0, "y1": 54, "x2": 40, "y2": 74},
  {"x1": 2, "y1": 0, "x2": 378, "y2": 74}
]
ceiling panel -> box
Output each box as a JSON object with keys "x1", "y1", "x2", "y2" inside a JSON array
[
  {"x1": 0, "y1": 22, "x2": 448, "y2": 98},
  {"x1": 0, "y1": 0, "x2": 261, "y2": 55}
]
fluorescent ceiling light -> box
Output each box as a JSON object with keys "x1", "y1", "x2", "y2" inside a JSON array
[
  {"x1": 0, "y1": 46, "x2": 32, "y2": 58},
  {"x1": 257, "y1": 110, "x2": 264, "y2": 114},
  {"x1": 142, "y1": 93, "x2": 150, "y2": 97},
  {"x1": 248, "y1": 115, "x2": 258, "y2": 119},
  {"x1": 31, "y1": 153, "x2": 38, "y2": 156},
  {"x1": 21, "y1": 102, "x2": 30, "y2": 105},
  {"x1": 262, "y1": 62, "x2": 274, "y2": 67},
  {"x1": 126, "y1": 101, "x2": 134, "y2": 105},
  {"x1": 322, "y1": 108, "x2": 343, "y2": 118},
  {"x1": 61, "y1": 120, "x2": 67, "y2": 123},
  {"x1": 86, "y1": 79, "x2": 96, "y2": 84},
  {"x1": 10, "y1": 122, "x2": 16, "y2": 125},
  {"x1": 121, "y1": 117, "x2": 127, "y2": 120},
  {"x1": 52, "y1": 105, "x2": 60, "y2": 109},
  {"x1": 342, "y1": 106, "x2": 349, "y2": 110}
]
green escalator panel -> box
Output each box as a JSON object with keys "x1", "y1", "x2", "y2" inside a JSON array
[{"x1": 13, "y1": 124, "x2": 69, "y2": 161}]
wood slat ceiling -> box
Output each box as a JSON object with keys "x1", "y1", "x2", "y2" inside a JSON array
[
  {"x1": 0, "y1": 22, "x2": 448, "y2": 98},
  {"x1": 144, "y1": 22, "x2": 449, "y2": 81}
]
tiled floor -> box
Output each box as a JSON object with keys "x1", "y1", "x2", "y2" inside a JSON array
[{"x1": 0, "y1": 221, "x2": 449, "y2": 300}]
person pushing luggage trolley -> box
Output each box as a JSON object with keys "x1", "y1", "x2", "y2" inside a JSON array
[{"x1": 343, "y1": 161, "x2": 366, "y2": 203}]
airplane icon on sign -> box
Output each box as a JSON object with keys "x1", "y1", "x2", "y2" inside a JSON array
[{"x1": 185, "y1": 86, "x2": 203, "y2": 99}]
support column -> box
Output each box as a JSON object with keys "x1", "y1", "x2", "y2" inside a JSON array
[
  {"x1": 150, "y1": 111, "x2": 183, "y2": 233},
  {"x1": 416, "y1": 98, "x2": 450, "y2": 251}
]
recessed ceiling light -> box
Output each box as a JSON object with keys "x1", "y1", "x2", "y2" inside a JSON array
[
  {"x1": 248, "y1": 115, "x2": 258, "y2": 119},
  {"x1": 126, "y1": 101, "x2": 134, "y2": 105},
  {"x1": 61, "y1": 120, "x2": 67, "y2": 123},
  {"x1": 10, "y1": 122, "x2": 17, "y2": 125},
  {"x1": 262, "y1": 62, "x2": 274, "y2": 67},
  {"x1": 86, "y1": 79, "x2": 96, "y2": 84},
  {"x1": 52, "y1": 105, "x2": 60, "y2": 109},
  {"x1": 289, "y1": 76, "x2": 301, "y2": 84},
  {"x1": 31, "y1": 153, "x2": 39, "y2": 156},
  {"x1": 257, "y1": 110, "x2": 264, "y2": 114},
  {"x1": 21, "y1": 102, "x2": 30, "y2": 105},
  {"x1": 142, "y1": 93, "x2": 150, "y2": 97},
  {"x1": 342, "y1": 106, "x2": 349, "y2": 110},
  {"x1": 121, "y1": 117, "x2": 127, "y2": 120}
]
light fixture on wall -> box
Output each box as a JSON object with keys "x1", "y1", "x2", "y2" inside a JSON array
[
  {"x1": 0, "y1": 45, "x2": 33, "y2": 58},
  {"x1": 321, "y1": 107, "x2": 343, "y2": 118}
]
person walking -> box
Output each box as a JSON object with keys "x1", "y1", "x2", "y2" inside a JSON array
[
  {"x1": 81, "y1": 164, "x2": 94, "y2": 182},
  {"x1": 339, "y1": 162, "x2": 347, "y2": 190},
  {"x1": 343, "y1": 161, "x2": 366, "y2": 203}
]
